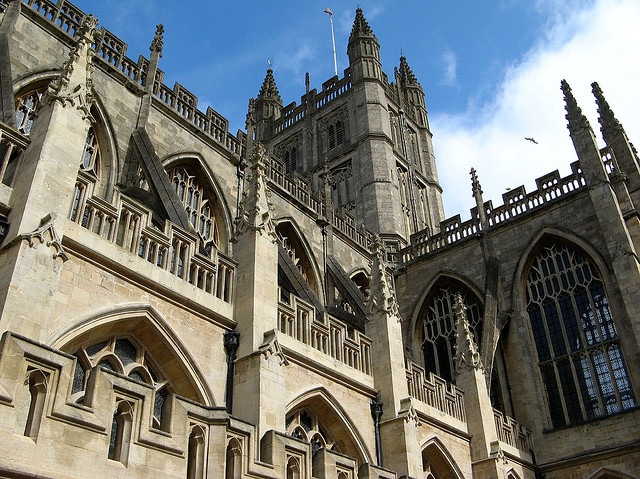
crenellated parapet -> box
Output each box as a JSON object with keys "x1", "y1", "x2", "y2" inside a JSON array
[{"x1": 21, "y1": 0, "x2": 242, "y2": 154}]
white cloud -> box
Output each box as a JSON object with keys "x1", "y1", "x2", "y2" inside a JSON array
[
  {"x1": 432, "y1": 0, "x2": 640, "y2": 219},
  {"x1": 440, "y1": 49, "x2": 457, "y2": 86}
]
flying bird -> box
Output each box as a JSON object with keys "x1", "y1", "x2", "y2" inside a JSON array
[{"x1": 525, "y1": 137, "x2": 538, "y2": 144}]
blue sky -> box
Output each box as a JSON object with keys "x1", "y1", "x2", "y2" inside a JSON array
[{"x1": 66, "y1": 0, "x2": 640, "y2": 218}]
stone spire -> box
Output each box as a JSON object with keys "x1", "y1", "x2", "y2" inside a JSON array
[
  {"x1": 561, "y1": 79, "x2": 591, "y2": 135},
  {"x1": 149, "y1": 24, "x2": 164, "y2": 57},
  {"x1": 258, "y1": 68, "x2": 282, "y2": 103},
  {"x1": 349, "y1": 8, "x2": 376, "y2": 43},
  {"x1": 593, "y1": 81, "x2": 627, "y2": 146},
  {"x1": 398, "y1": 56, "x2": 419, "y2": 88},
  {"x1": 453, "y1": 293, "x2": 482, "y2": 374}
]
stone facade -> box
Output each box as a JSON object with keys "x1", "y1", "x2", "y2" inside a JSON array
[{"x1": 0, "y1": 2, "x2": 638, "y2": 479}]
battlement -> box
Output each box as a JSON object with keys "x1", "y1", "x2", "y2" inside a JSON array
[
  {"x1": 21, "y1": 0, "x2": 242, "y2": 155},
  {"x1": 401, "y1": 159, "x2": 589, "y2": 264}
]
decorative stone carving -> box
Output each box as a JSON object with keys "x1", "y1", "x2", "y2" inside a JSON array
[
  {"x1": 364, "y1": 235, "x2": 401, "y2": 320},
  {"x1": 398, "y1": 397, "x2": 420, "y2": 427},
  {"x1": 18, "y1": 213, "x2": 68, "y2": 262},
  {"x1": 46, "y1": 15, "x2": 99, "y2": 123},
  {"x1": 453, "y1": 293, "x2": 482, "y2": 373},
  {"x1": 259, "y1": 329, "x2": 289, "y2": 366},
  {"x1": 234, "y1": 142, "x2": 276, "y2": 240}
]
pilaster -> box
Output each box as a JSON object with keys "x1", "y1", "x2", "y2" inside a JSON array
[
  {"x1": 231, "y1": 142, "x2": 285, "y2": 447},
  {"x1": 453, "y1": 294, "x2": 501, "y2": 475}
]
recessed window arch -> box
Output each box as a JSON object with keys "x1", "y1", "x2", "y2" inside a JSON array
[
  {"x1": 276, "y1": 221, "x2": 320, "y2": 296},
  {"x1": 417, "y1": 277, "x2": 483, "y2": 383},
  {"x1": 524, "y1": 240, "x2": 637, "y2": 428},
  {"x1": 166, "y1": 164, "x2": 226, "y2": 251},
  {"x1": 72, "y1": 335, "x2": 173, "y2": 430},
  {"x1": 286, "y1": 408, "x2": 337, "y2": 456},
  {"x1": 15, "y1": 86, "x2": 46, "y2": 136}
]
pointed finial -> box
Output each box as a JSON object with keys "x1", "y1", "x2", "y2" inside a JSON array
[
  {"x1": 453, "y1": 292, "x2": 482, "y2": 373},
  {"x1": 561, "y1": 79, "x2": 591, "y2": 134},
  {"x1": 592, "y1": 82, "x2": 623, "y2": 141},
  {"x1": 349, "y1": 7, "x2": 376, "y2": 43},
  {"x1": 398, "y1": 55, "x2": 419, "y2": 87},
  {"x1": 258, "y1": 68, "x2": 282, "y2": 103},
  {"x1": 150, "y1": 24, "x2": 164, "y2": 56},
  {"x1": 470, "y1": 167, "x2": 482, "y2": 196}
]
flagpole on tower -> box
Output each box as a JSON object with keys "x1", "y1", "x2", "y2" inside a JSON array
[{"x1": 324, "y1": 7, "x2": 338, "y2": 77}]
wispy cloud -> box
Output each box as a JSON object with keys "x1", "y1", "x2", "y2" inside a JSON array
[
  {"x1": 440, "y1": 49, "x2": 457, "y2": 86},
  {"x1": 432, "y1": 0, "x2": 640, "y2": 218}
]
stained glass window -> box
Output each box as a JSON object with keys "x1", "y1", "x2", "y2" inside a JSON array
[{"x1": 525, "y1": 242, "x2": 636, "y2": 428}]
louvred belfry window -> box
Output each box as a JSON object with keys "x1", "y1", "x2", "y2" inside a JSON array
[{"x1": 525, "y1": 241, "x2": 637, "y2": 428}]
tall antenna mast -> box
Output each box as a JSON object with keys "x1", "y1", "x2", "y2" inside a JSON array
[{"x1": 324, "y1": 7, "x2": 338, "y2": 77}]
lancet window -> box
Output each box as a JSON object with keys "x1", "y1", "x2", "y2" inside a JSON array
[
  {"x1": 72, "y1": 336, "x2": 172, "y2": 430},
  {"x1": 15, "y1": 88, "x2": 44, "y2": 136},
  {"x1": 167, "y1": 166, "x2": 220, "y2": 248},
  {"x1": 419, "y1": 279, "x2": 482, "y2": 383},
  {"x1": 525, "y1": 241, "x2": 637, "y2": 428},
  {"x1": 328, "y1": 119, "x2": 345, "y2": 150}
]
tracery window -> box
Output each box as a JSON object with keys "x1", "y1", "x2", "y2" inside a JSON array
[
  {"x1": 420, "y1": 279, "x2": 482, "y2": 383},
  {"x1": 167, "y1": 167, "x2": 220, "y2": 248},
  {"x1": 286, "y1": 409, "x2": 338, "y2": 456},
  {"x1": 72, "y1": 336, "x2": 172, "y2": 430},
  {"x1": 80, "y1": 126, "x2": 100, "y2": 176},
  {"x1": 15, "y1": 89, "x2": 44, "y2": 136},
  {"x1": 525, "y1": 241, "x2": 637, "y2": 428}
]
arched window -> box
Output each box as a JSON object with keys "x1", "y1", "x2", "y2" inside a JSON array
[
  {"x1": 525, "y1": 241, "x2": 637, "y2": 428},
  {"x1": 72, "y1": 336, "x2": 173, "y2": 430},
  {"x1": 327, "y1": 118, "x2": 345, "y2": 151},
  {"x1": 167, "y1": 166, "x2": 221, "y2": 248},
  {"x1": 286, "y1": 457, "x2": 301, "y2": 479},
  {"x1": 80, "y1": 126, "x2": 100, "y2": 176},
  {"x1": 419, "y1": 279, "x2": 482, "y2": 382},
  {"x1": 15, "y1": 88, "x2": 45, "y2": 136},
  {"x1": 225, "y1": 438, "x2": 242, "y2": 479},
  {"x1": 108, "y1": 400, "x2": 133, "y2": 464},
  {"x1": 24, "y1": 369, "x2": 48, "y2": 438},
  {"x1": 187, "y1": 425, "x2": 206, "y2": 479}
]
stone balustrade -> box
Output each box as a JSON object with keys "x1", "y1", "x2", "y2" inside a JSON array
[
  {"x1": 401, "y1": 161, "x2": 588, "y2": 264},
  {"x1": 406, "y1": 361, "x2": 466, "y2": 423},
  {"x1": 70, "y1": 175, "x2": 234, "y2": 304},
  {"x1": 493, "y1": 408, "x2": 533, "y2": 455},
  {"x1": 278, "y1": 290, "x2": 372, "y2": 375},
  {"x1": 22, "y1": 0, "x2": 242, "y2": 155}
]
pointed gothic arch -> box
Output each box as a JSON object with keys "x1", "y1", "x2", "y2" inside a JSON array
[
  {"x1": 275, "y1": 218, "x2": 323, "y2": 298},
  {"x1": 286, "y1": 387, "x2": 372, "y2": 465},
  {"x1": 589, "y1": 467, "x2": 639, "y2": 479},
  {"x1": 411, "y1": 273, "x2": 484, "y2": 383},
  {"x1": 516, "y1": 231, "x2": 637, "y2": 428},
  {"x1": 163, "y1": 153, "x2": 234, "y2": 254},
  {"x1": 420, "y1": 437, "x2": 464, "y2": 479},
  {"x1": 49, "y1": 304, "x2": 214, "y2": 406},
  {"x1": 13, "y1": 73, "x2": 119, "y2": 201}
]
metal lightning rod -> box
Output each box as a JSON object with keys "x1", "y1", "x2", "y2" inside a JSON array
[{"x1": 324, "y1": 7, "x2": 338, "y2": 77}]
